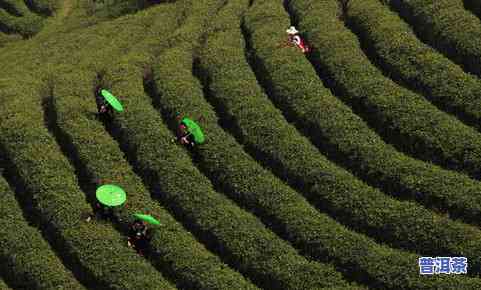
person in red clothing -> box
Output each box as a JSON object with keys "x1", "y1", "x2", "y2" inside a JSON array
[{"x1": 286, "y1": 26, "x2": 310, "y2": 53}]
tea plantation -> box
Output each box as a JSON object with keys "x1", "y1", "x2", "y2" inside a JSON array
[{"x1": 1, "y1": 0, "x2": 481, "y2": 289}]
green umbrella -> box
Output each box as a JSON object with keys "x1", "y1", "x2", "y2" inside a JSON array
[
  {"x1": 133, "y1": 214, "x2": 161, "y2": 226},
  {"x1": 181, "y1": 117, "x2": 205, "y2": 144},
  {"x1": 101, "y1": 89, "x2": 124, "y2": 112},
  {"x1": 96, "y1": 184, "x2": 126, "y2": 207}
]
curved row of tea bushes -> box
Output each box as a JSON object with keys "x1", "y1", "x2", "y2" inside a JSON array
[
  {"x1": 196, "y1": 0, "x2": 481, "y2": 277},
  {"x1": 52, "y1": 70, "x2": 259, "y2": 290},
  {"x1": 387, "y1": 0, "x2": 481, "y2": 76},
  {"x1": 0, "y1": 174, "x2": 86, "y2": 290},
  {"x1": 346, "y1": 0, "x2": 481, "y2": 133},
  {"x1": 0, "y1": 0, "x2": 44, "y2": 17},
  {"x1": 0, "y1": 2, "x2": 44, "y2": 36},
  {"x1": 287, "y1": 0, "x2": 481, "y2": 178},
  {"x1": 0, "y1": 80, "x2": 175, "y2": 290},
  {"x1": 0, "y1": 0, "x2": 22, "y2": 16},
  {"x1": 242, "y1": 0, "x2": 481, "y2": 226},
  {"x1": 0, "y1": 9, "x2": 43, "y2": 35},
  {"x1": 102, "y1": 62, "x2": 347, "y2": 290}
]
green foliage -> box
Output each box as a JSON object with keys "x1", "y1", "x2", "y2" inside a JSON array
[
  {"x1": 0, "y1": 7, "x2": 44, "y2": 36},
  {"x1": 241, "y1": 0, "x2": 481, "y2": 232},
  {"x1": 0, "y1": 81, "x2": 174, "y2": 290},
  {"x1": 83, "y1": 0, "x2": 344, "y2": 288},
  {"x1": 186, "y1": 0, "x2": 481, "y2": 288},
  {"x1": 0, "y1": 175, "x2": 86, "y2": 290},
  {"x1": 84, "y1": 0, "x2": 176, "y2": 19},
  {"x1": 206, "y1": 0, "x2": 481, "y2": 275},
  {"x1": 279, "y1": 0, "x2": 481, "y2": 276},
  {"x1": 52, "y1": 70, "x2": 258, "y2": 290},
  {"x1": 0, "y1": 0, "x2": 46, "y2": 36},
  {"x1": 1, "y1": 0, "x2": 48, "y2": 17},
  {"x1": 386, "y1": 0, "x2": 481, "y2": 76},
  {"x1": 347, "y1": 0, "x2": 481, "y2": 133},
  {"x1": 1, "y1": 0, "x2": 480, "y2": 288},
  {"x1": 87, "y1": 0, "x2": 147, "y2": 18},
  {"x1": 289, "y1": 0, "x2": 481, "y2": 178}
]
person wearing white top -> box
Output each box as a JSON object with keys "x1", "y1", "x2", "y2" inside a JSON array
[{"x1": 286, "y1": 26, "x2": 309, "y2": 53}]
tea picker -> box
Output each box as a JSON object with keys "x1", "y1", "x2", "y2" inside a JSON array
[
  {"x1": 95, "y1": 88, "x2": 124, "y2": 121},
  {"x1": 128, "y1": 214, "x2": 161, "y2": 256},
  {"x1": 172, "y1": 113, "x2": 205, "y2": 148},
  {"x1": 281, "y1": 26, "x2": 310, "y2": 53},
  {"x1": 86, "y1": 184, "x2": 126, "y2": 222}
]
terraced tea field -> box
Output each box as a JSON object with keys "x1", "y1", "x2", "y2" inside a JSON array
[{"x1": 1, "y1": 0, "x2": 481, "y2": 289}]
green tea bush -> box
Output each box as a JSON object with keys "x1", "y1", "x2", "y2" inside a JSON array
[
  {"x1": 0, "y1": 0, "x2": 45, "y2": 36},
  {"x1": 346, "y1": 0, "x2": 481, "y2": 133},
  {"x1": 0, "y1": 7, "x2": 44, "y2": 36},
  {"x1": 0, "y1": 80, "x2": 175, "y2": 290},
  {"x1": 243, "y1": 0, "x2": 481, "y2": 227},
  {"x1": 0, "y1": 175, "x2": 86, "y2": 290},
  {"x1": 288, "y1": 0, "x2": 481, "y2": 178},
  {"x1": 387, "y1": 0, "x2": 481, "y2": 76},
  {"x1": 2, "y1": 0, "x2": 46, "y2": 17},
  {"x1": 193, "y1": 0, "x2": 481, "y2": 278},
  {"x1": 52, "y1": 70, "x2": 259, "y2": 290}
]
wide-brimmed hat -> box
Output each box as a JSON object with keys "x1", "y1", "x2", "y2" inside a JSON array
[{"x1": 286, "y1": 26, "x2": 299, "y2": 34}]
